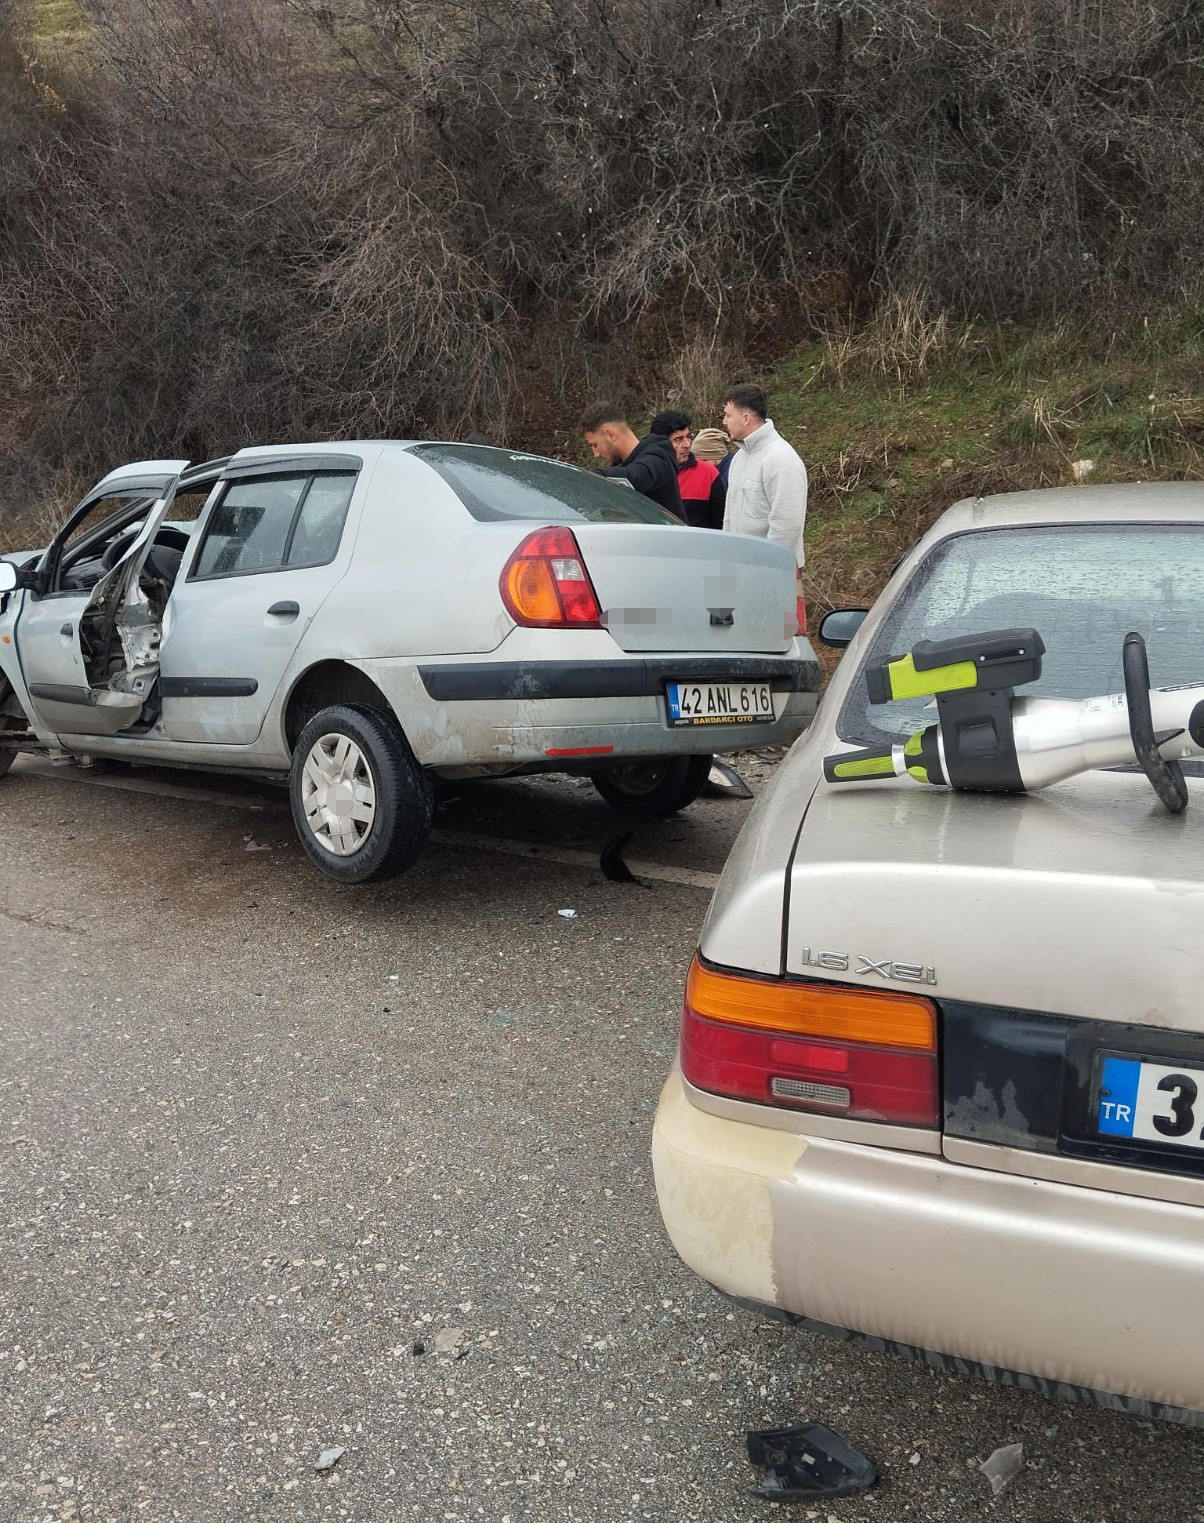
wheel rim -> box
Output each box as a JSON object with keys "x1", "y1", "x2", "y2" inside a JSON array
[
  {"x1": 603, "y1": 760, "x2": 672, "y2": 799},
  {"x1": 301, "y1": 732, "x2": 377, "y2": 857}
]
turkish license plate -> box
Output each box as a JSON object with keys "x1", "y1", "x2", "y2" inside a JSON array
[
  {"x1": 1096, "y1": 1054, "x2": 1204, "y2": 1151},
  {"x1": 666, "y1": 680, "x2": 774, "y2": 727}
]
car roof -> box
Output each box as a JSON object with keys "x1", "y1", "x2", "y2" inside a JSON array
[
  {"x1": 226, "y1": 441, "x2": 416, "y2": 464},
  {"x1": 933, "y1": 480, "x2": 1204, "y2": 538}
]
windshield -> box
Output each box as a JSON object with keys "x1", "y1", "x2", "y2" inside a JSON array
[
  {"x1": 840, "y1": 523, "x2": 1204, "y2": 748},
  {"x1": 411, "y1": 444, "x2": 682, "y2": 526}
]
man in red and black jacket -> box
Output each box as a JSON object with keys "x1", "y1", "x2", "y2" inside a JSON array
[{"x1": 649, "y1": 410, "x2": 726, "y2": 529}]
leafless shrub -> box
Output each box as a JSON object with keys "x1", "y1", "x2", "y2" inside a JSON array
[{"x1": 1, "y1": 0, "x2": 1203, "y2": 519}]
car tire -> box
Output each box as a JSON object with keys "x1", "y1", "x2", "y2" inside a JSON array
[
  {"x1": 0, "y1": 683, "x2": 27, "y2": 780},
  {"x1": 289, "y1": 703, "x2": 434, "y2": 884},
  {"x1": 591, "y1": 754, "x2": 713, "y2": 818}
]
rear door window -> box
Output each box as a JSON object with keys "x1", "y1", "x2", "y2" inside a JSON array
[
  {"x1": 192, "y1": 471, "x2": 356, "y2": 579},
  {"x1": 286, "y1": 474, "x2": 356, "y2": 566},
  {"x1": 411, "y1": 444, "x2": 681, "y2": 525}
]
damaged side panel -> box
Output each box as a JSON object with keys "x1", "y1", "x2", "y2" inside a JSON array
[{"x1": 18, "y1": 492, "x2": 178, "y2": 737}]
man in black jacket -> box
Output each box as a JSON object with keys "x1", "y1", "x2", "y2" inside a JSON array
[{"x1": 580, "y1": 400, "x2": 685, "y2": 519}]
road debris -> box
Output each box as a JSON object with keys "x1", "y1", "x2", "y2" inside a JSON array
[
  {"x1": 314, "y1": 1445, "x2": 346, "y2": 1473},
  {"x1": 433, "y1": 1326, "x2": 470, "y2": 1358},
  {"x1": 746, "y1": 1422, "x2": 877, "y2": 1501},
  {"x1": 706, "y1": 760, "x2": 754, "y2": 798},
  {"x1": 557, "y1": 908, "x2": 577, "y2": 918},
  {"x1": 600, "y1": 831, "x2": 642, "y2": 885},
  {"x1": 979, "y1": 1442, "x2": 1025, "y2": 1495}
]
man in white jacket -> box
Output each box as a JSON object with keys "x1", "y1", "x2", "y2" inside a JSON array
[{"x1": 720, "y1": 384, "x2": 807, "y2": 569}]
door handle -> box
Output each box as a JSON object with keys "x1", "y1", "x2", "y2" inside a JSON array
[
  {"x1": 266, "y1": 601, "x2": 300, "y2": 618},
  {"x1": 60, "y1": 622, "x2": 73, "y2": 637}
]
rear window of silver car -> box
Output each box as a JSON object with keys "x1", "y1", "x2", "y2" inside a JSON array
[
  {"x1": 841, "y1": 523, "x2": 1204, "y2": 749},
  {"x1": 411, "y1": 444, "x2": 681, "y2": 526}
]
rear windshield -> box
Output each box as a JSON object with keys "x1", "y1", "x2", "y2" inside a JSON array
[
  {"x1": 411, "y1": 444, "x2": 681, "y2": 526},
  {"x1": 840, "y1": 523, "x2": 1204, "y2": 752}
]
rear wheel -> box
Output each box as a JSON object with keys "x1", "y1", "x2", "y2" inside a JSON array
[
  {"x1": 591, "y1": 754, "x2": 713, "y2": 818},
  {"x1": 289, "y1": 704, "x2": 433, "y2": 884}
]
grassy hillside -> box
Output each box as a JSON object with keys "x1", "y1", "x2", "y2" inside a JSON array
[
  {"x1": 4, "y1": 305, "x2": 1202, "y2": 590},
  {"x1": 26, "y1": 0, "x2": 87, "y2": 53},
  {"x1": 766, "y1": 303, "x2": 1204, "y2": 620}
]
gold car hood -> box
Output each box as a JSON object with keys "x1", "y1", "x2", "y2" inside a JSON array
[{"x1": 702, "y1": 754, "x2": 1204, "y2": 1030}]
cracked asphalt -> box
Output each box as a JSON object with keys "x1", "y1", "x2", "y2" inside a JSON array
[{"x1": 2, "y1": 756, "x2": 1202, "y2": 1522}]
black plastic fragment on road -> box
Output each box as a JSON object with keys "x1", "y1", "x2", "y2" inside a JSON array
[
  {"x1": 746, "y1": 1422, "x2": 877, "y2": 1501},
  {"x1": 600, "y1": 831, "x2": 643, "y2": 885}
]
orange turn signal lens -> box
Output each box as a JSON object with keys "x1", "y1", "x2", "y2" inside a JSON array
[
  {"x1": 505, "y1": 558, "x2": 563, "y2": 624},
  {"x1": 685, "y1": 956, "x2": 936, "y2": 1052}
]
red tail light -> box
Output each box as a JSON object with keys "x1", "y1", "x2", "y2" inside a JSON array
[
  {"x1": 795, "y1": 594, "x2": 808, "y2": 635},
  {"x1": 500, "y1": 527, "x2": 602, "y2": 628},
  {"x1": 680, "y1": 957, "x2": 939, "y2": 1128}
]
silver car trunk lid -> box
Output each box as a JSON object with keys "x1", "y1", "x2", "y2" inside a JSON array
[{"x1": 571, "y1": 524, "x2": 796, "y2": 654}]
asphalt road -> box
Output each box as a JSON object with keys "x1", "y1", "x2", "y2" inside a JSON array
[{"x1": 2, "y1": 755, "x2": 1202, "y2": 1523}]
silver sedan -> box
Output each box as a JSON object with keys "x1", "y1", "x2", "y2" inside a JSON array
[{"x1": 0, "y1": 442, "x2": 818, "y2": 881}]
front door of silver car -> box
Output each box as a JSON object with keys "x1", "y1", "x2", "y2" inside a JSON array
[
  {"x1": 157, "y1": 457, "x2": 361, "y2": 746},
  {"x1": 15, "y1": 480, "x2": 184, "y2": 736}
]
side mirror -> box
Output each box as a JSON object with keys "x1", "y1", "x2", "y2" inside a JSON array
[
  {"x1": 818, "y1": 607, "x2": 869, "y2": 648},
  {"x1": 0, "y1": 561, "x2": 18, "y2": 595}
]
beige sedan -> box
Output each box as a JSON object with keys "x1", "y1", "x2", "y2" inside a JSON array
[{"x1": 654, "y1": 481, "x2": 1204, "y2": 1423}]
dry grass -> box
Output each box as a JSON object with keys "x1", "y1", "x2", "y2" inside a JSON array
[
  {"x1": 819, "y1": 290, "x2": 980, "y2": 390},
  {"x1": 664, "y1": 335, "x2": 736, "y2": 420},
  {"x1": 0, "y1": 464, "x2": 88, "y2": 553}
]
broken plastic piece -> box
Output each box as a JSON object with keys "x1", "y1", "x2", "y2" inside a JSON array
[
  {"x1": 978, "y1": 1442, "x2": 1024, "y2": 1496},
  {"x1": 746, "y1": 1422, "x2": 877, "y2": 1501},
  {"x1": 314, "y1": 1445, "x2": 346, "y2": 1473},
  {"x1": 557, "y1": 908, "x2": 577, "y2": 918},
  {"x1": 600, "y1": 831, "x2": 641, "y2": 885},
  {"x1": 706, "y1": 760, "x2": 754, "y2": 799}
]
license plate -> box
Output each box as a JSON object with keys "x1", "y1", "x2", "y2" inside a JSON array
[
  {"x1": 1096, "y1": 1054, "x2": 1204, "y2": 1151},
  {"x1": 666, "y1": 681, "x2": 774, "y2": 727}
]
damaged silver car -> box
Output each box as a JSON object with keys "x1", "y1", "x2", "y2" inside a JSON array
[{"x1": 0, "y1": 442, "x2": 818, "y2": 882}]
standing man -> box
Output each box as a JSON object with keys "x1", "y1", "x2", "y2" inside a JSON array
[
  {"x1": 649, "y1": 408, "x2": 726, "y2": 529},
  {"x1": 720, "y1": 384, "x2": 807, "y2": 568},
  {"x1": 580, "y1": 401, "x2": 685, "y2": 519}
]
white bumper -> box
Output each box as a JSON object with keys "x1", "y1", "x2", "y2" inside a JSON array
[{"x1": 652, "y1": 1068, "x2": 1204, "y2": 1416}]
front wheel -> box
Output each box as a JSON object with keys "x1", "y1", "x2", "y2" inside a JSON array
[
  {"x1": 591, "y1": 754, "x2": 713, "y2": 818},
  {"x1": 289, "y1": 703, "x2": 433, "y2": 884},
  {"x1": 0, "y1": 683, "x2": 29, "y2": 780}
]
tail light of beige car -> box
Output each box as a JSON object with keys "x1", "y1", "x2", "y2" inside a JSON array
[
  {"x1": 680, "y1": 956, "x2": 939, "y2": 1127},
  {"x1": 500, "y1": 527, "x2": 602, "y2": 628}
]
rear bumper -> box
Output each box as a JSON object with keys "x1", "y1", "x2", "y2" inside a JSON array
[
  {"x1": 363, "y1": 646, "x2": 818, "y2": 767},
  {"x1": 416, "y1": 654, "x2": 819, "y2": 702},
  {"x1": 652, "y1": 1068, "x2": 1204, "y2": 1419}
]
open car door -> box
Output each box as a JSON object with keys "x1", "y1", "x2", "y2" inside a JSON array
[{"x1": 16, "y1": 479, "x2": 184, "y2": 737}]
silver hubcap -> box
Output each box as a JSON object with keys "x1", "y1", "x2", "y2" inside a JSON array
[{"x1": 301, "y1": 732, "x2": 376, "y2": 856}]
